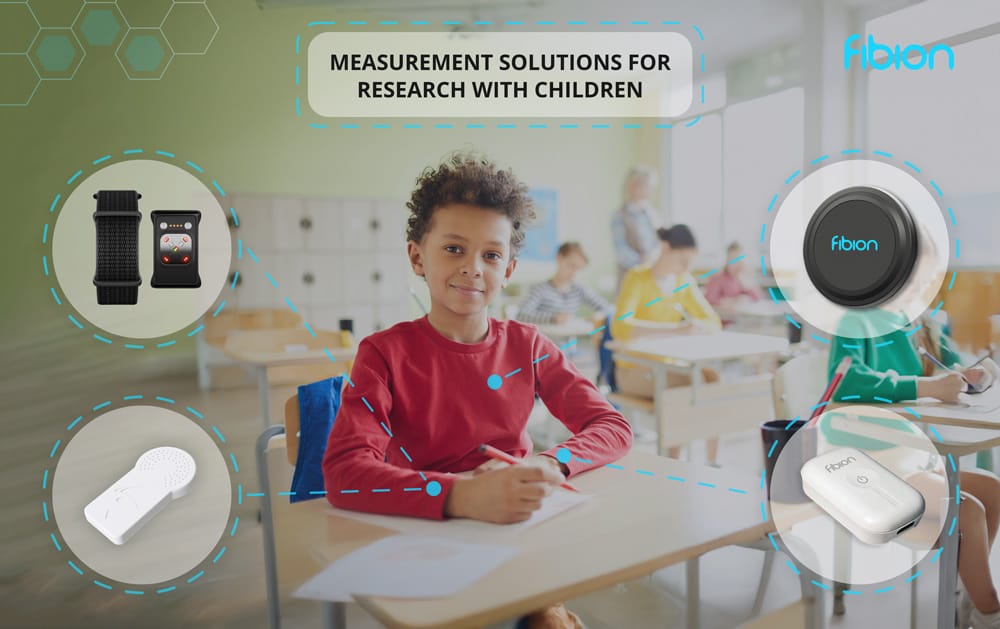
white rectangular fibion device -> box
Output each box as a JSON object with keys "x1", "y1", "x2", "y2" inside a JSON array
[
  {"x1": 800, "y1": 447, "x2": 925, "y2": 545},
  {"x1": 84, "y1": 447, "x2": 196, "y2": 545}
]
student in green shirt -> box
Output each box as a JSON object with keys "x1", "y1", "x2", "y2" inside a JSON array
[{"x1": 830, "y1": 310, "x2": 1000, "y2": 628}]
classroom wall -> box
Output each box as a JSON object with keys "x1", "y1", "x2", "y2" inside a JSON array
[{"x1": 0, "y1": 1, "x2": 641, "y2": 366}]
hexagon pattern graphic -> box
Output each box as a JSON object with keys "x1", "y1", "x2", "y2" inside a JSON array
[
  {"x1": 0, "y1": 54, "x2": 41, "y2": 106},
  {"x1": 26, "y1": 0, "x2": 83, "y2": 27},
  {"x1": 116, "y1": 0, "x2": 172, "y2": 28},
  {"x1": 75, "y1": 4, "x2": 125, "y2": 48},
  {"x1": 0, "y1": 1, "x2": 219, "y2": 101},
  {"x1": 161, "y1": 2, "x2": 218, "y2": 55},
  {"x1": 0, "y1": 3, "x2": 40, "y2": 54},
  {"x1": 117, "y1": 28, "x2": 172, "y2": 79},
  {"x1": 29, "y1": 28, "x2": 85, "y2": 78}
]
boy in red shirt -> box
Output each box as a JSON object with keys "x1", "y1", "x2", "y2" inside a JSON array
[{"x1": 322, "y1": 153, "x2": 632, "y2": 627}]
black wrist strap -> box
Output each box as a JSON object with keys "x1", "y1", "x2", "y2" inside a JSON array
[{"x1": 93, "y1": 190, "x2": 142, "y2": 305}]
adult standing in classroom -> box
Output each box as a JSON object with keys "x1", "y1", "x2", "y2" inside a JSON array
[{"x1": 611, "y1": 166, "x2": 662, "y2": 290}]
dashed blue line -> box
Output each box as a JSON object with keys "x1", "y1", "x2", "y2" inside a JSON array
[
  {"x1": 532, "y1": 354, "x2": 550, "y2": 364},
  {"x1": 123, "y1": 344, "x2": 144, "y2": 350},
  {"x1": 213, "y1": 301, "x2": 227, "y2": 318},
  {"x1": 230, "y1": 516, "x2": 240, "y2": 536},
  {"x1": 157, "y1": 586, "x2": 177, "y2": 594},
  {"x1": 93, "y1": 401, "x2": 110, "y2": 411},
  {"x1": 931, "y1": 300, "x2": 944, "y2": 318},
  {"x1": 122, "y1": 395, "x2": 143, "y2": 401},
  {"x1": 185, "y1": 161, "x2": 204, "y2": 173},
  {"x1": 699, "y1": 269, "x2": 717, "y2": 280},
  {"x1": 873, "y1": 150, "x2": 893, "y2": 158},
  {"x1": 841, "y1": 149, "x2": 861, "y2": 155},
  {"x1": 67, "y1": 170, "x2": 82, "y2": 185},
  {"x1": 379, "y1": 421, "x2": 392, "y2": 436},
  {"x1": 361, "y1": 397, "x2": 375, "y2": 413},
  {"x1": 875, "y1": 586, "x2": 894, "y2": 593},
  {"x1": 284, "y1": 297, "x2": 298, "y2": 313},
  {"x1": 186, "y1": 406, "x2": 204, "y2": 419},
  {"x1": 93, "y1": 334, "x2": 111, "y2": 344},
  {"x1": 760, "y1": 223, "x2": 767, "y2": 244},
  {"x1": 785, "y1": 560, "x2": 801, "y2": 575},
  {"x1": 93, "y1": 155, "x2": 111, "y2": 165},
  {"x1": 504, "y1": 368, "x2": 522, "y2": 378},
  {"x1": 322, "y1": 347, "x2": 338, "y2": 363},
  {"x1": 303, "y1": 321, "x2": 317, "y2": 338},
  {"x1": 229, "y1": 453, "x2": 239, "y2": 473},
  {"x1": 784, "y1": 315, "x2": 801, "y2": 329},
  {"x1": 155, "y1": 396, "x2": 175, "y2": 404},
  {"x1": 905, "y1": 571, "x2": 922, "y2": 583},
  {"x1": 930, "y1": 547, "x2": 945, "y2": 563},
  {"x1": 616, "y1": 311, "x2": 634, "y2": 321},
  {"x1": 811, "y1": 580, "x2": 831, "y2": 590},
  {"x1": 810, "y1": 155, "x2": 829, "y2": 165},
  {"x1": 155, "y1": 150, "x2": 175, "y2": 158},
  {"x1": 875, "y1": 340, "x2": 894, "y2": 348},
  {"x1": 636, "y1": 469, "x2": 654, "y2": 476},
  {"x1": 49, "y1": 194, "x2": 61, "y2": 213},
  {"x1": 67, "y1": 416, "x2": 82, "y2": 431},
  {"x1": 903, "y1": 160, "x2": 921, "y2": 173},
  {"x1": 697, "y1": 481, "x2": 716, "y2": 488},
  {"x1": 93, "y1": 580, "x2": 111, "y2": 590},
  {"x1": 50, "y1": 532, "x2": 60, "y2": 551},
  {"x1": 605, "y1": 464, "x2": 624, "y2": 470},
  {"x1": 372, "y1": 488, "x2": 391, "y2": 493},
  {"x1": 929, "y1": 181, "x2": 943, "y2": 197},
  {"x1": 67, "y1": 561, "x2": 83, "y2": 575},
  {"x1": 247, "y1": 247, "x2": 259, "y2": 264},
  {"x1": 229, "y1": 207, "x2": 240, "y2": 227},
  {"x1": 67, "y1": 314, "x2": 82, "y2": 329},
  {"x1": 667, "y1": 475, "x2": 686, "y2": 483},
  {"x1": 873, "y1": 396, "x2": 893, "y2": 404},
  {"x1": 211, "y1": 426, "x2": 225, "y2": 443},
  {"x1": 767, "y1": 440, "x2": 778, "y2": 459},
  {"x1": 187, "y1": 571, "x2": 205, "y2": 584},
  {"x1": 684, "y1": 116, "x2": 701, "y2": 128},
  {"x1": 811, "y1": 334, "x2": 830, "y2": 344},
  {"x1": 843, "y1": 589, "x2": 862, "y2": 595},
  {"x1": 644, "y1": 297, "x2": 663, "y2": 308},
  {"x1": 692, "y1": 24, "x2": 704, "y2": 40},
  {"x1": 673, "y1": 283, "x2": 690, "y2": 293},
  {"x1": 399, "y1": 446, "x2": 413, "y2": 462},
  {"x1": 124, "y1": 589, "x2": 144, "y2": 596},
  {"x1": 784, "y1": 169, "x2": 801, "y2": 184},
  {"x1": 42, "y1": 223, "x2": 48, "y2": 244},
  {"x1": 187, "y1": 324, "x2": 205, "y2": 337}
]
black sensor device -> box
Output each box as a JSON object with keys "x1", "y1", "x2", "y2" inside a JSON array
[
  {"x1": 93, "y1": 190, "x2": 142, "y2": 305},
  {"x1": 151, "y1": 210, "x2": 202, "y2": 289},
  {"x1": 803, "y1": 186, "x2": 918, "y2": 308}
]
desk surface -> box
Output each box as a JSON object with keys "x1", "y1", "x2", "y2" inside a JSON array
[
  {"x1": 609, "y1": 331, "x2": 789, "y2": 363},
  {"x1": 883, "y1": 385, "x2": 1000, "y2": 431},
  {"x1": 223, "y1": 345, "x2": 356, "y2": 367},
  {"x1": 279, "y1": 451, "x2": 768, "y2": 629}
]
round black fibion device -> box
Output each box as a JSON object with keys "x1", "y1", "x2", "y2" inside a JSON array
[{"x1": 803, "y1": 186, "x2": 918, "y2": 308}]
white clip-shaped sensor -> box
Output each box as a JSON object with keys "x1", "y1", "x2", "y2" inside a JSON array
[
  {"x1": 801, "y1": 447, "x2": 925, "y2": 545},
  {"x1": 84, "y1": 447, "x2": 196, "y2": 545}
]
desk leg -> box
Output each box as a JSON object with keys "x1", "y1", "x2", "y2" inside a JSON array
[
  {"x1": 322, "y1": 602, "x2": 346, "y2": 629},
  {"x1": 686, "y1": 557, "x2": 700, "y2": 629},
  {"x1": 257, "y1": 365, "x2": 272, "y2": 428},
  {"x1": 938, "y1": 455, "x2": 960, "y2": 629},
  {"x1": 653, "y1": 365, "x2": 668, "y2": 457}
]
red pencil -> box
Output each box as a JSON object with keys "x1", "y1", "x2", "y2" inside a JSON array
[
  {"x1": 478, "y1": 444, "x2": 581, "y2": 493},
  {"x1": 806, "y1": 357, "x2": 852, "y2": 427}
]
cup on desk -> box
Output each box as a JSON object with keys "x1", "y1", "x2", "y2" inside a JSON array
[{"x1": 760, "y1": 419, "x2": 811, "y2": 503}]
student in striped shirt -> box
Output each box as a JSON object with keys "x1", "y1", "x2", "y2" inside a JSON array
[{"x1": 517, "y1": 242, "x2": 613, "y2": 325}]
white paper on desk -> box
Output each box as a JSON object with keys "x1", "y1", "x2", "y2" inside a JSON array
[
  {"x1": 331, "y1": 490, "x2": 592, "y2": 541},
  {"x1": 293, "y1": 535, "x2": 518, "y2": 602}
]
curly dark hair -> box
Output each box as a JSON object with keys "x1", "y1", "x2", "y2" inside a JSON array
[{"x1": 406, "y1": 152, "x2": 536, "y2": 255}]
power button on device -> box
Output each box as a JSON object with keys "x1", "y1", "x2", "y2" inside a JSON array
[{"x1": 803, "y1": 186, "x2": 918, "y2": 308}]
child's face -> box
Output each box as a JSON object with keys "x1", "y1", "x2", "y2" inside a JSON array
[
  {"x1": 556, "y1": 251, "x2": 587, "y2": 277},
  {"x1": 407, "y1": 203, "x2": 517, "y2": 319}
]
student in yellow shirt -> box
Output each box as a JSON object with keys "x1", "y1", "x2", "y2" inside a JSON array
[{"x1": 612, "y1": 224, "x2": 723, "y2": 463}]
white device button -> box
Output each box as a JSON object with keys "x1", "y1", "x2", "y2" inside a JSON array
[
  {"x1": 849, "y1": 468, "x2": 879, "y2": 487},
  {"x1": 159, "y1": 222, "x2": 167, "y2": 229},
  {"x1": 84, "y1": 447, "x2": 196, "y2": 545},
  {"x1": 184, "y1": 222, "x2": 192, "y2": 230}
]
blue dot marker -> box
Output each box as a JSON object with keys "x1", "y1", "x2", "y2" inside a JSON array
[
  {"x1": 486, "y1": 374, "x2": 503, "y2": 391},
  {"x1": 556, "y1": 447, "x2": 572, "y2": 464},
  {"x1": 425, "y1": 480, "x2": 442, "y2": 497}
]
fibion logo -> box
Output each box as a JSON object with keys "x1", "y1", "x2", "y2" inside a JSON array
[
  {"x1": 825, "y1": 456, "x2": 857, "y2": 473},
  {"x1": 843, "y1": 34, "x2": 954, "y2": 71}
]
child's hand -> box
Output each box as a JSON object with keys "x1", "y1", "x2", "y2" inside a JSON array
[
  {"x1": 917, "y1": 372, "x2": 965, "y2": 403},
  {"x1": 553, "y1": 312, "x2": 571, "y2": 325},
  {"x1": 962, "y1": 366, "x2": 992, "y2": 391},
  {"x1": 444, "y1": 465, "x2": 563, "y2": 524}
]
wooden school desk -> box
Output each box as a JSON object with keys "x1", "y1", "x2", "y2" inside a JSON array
[
  {"x1": 224, "y1": 344, "x2": 356, "y2": 426},
  {"x1": 271, "y1": 449, "x2": 823, "y2": 629},
  {"x1": 607, "y1": 332, "x2": 789, "y2": 455}
]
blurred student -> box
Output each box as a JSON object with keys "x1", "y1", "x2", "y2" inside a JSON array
[
  {"x1": 323, "y1": 152, "x2": 632, "y2": 629},
  {"x1": 518, "y1": 242, "x2": 613, "y2": 325},
  {"x1": 611, "y1": 166, "x2": 662, "y2": 289},
  {"x1": 612, "y1": 224, "x2": 724, "y2": 464},
  {"x1": 704, "y1": 241, "x2": 762, "y2": 308}
]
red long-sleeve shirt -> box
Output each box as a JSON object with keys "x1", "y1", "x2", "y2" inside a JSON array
[{"x1": 322, "y1": 315, "x2": 632, "y2": 520}]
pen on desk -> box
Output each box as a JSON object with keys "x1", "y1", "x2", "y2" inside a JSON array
[{"x1": 477, "y1": 444, "x2": 580, "y2": 493}]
